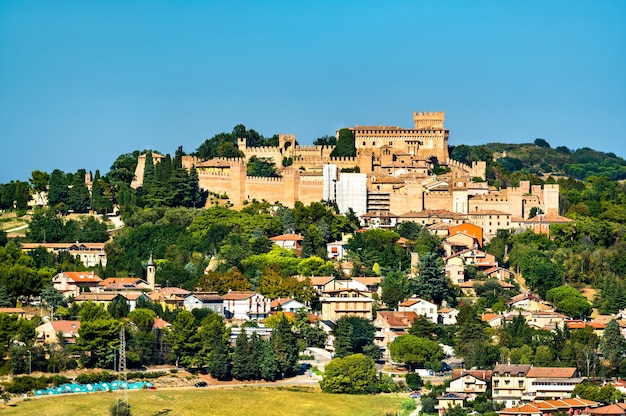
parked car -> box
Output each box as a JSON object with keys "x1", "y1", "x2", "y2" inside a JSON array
[
  {"x1": 409, "y1": 391, "x2": 421, "y2": 399},
  {"x1": 194, "y1": 381, "x2": 208, "y2": 387}
]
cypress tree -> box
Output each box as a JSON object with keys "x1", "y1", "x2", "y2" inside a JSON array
[
  {"x1": 231, "y1": 330, "x2": 249, "y2": 380},
  {"x1": 271, "y1": 315, "x2": 299, "y2": 377}
]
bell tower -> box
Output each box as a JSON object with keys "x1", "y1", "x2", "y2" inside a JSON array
[{"x1": 147, "y1": 253, "x2": 156, "y2": 290}]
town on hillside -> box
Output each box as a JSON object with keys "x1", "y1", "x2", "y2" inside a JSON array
[{"x1": 0, "y1": 111, "x2": 626, "y2": 416}]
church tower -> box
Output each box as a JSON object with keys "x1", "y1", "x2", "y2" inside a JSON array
[{"x1": 147, "y1": 254, "x2": 156, "y2": 290}]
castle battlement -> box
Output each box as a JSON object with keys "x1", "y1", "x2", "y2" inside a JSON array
[
  {"x1": 294, "y1": 145, "x2": 324, "y2": 152},
  {"x1": 211, "y1": 157, "x2": 246, "y2": 163},
  {"x1": 246, "y1": 176, "x2": 285, "y2": 183},
  {"x1": 246, "y1": 146, "x2": 282, "y2": 154},
  {"x1": 196, "y1": 171, "x2": 232, "y2": 177},
  {"x1": 329, "y1": 156, "x2": 357, "y2": 163}
]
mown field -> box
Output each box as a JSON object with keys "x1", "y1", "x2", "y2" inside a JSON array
[{"x1": 0, "y1": 386, "x2": 404, "y2": 416}]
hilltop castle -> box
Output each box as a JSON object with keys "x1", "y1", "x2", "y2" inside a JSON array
[{"x1": 131, "y1": 111, "x2": 560, "y2": 238}]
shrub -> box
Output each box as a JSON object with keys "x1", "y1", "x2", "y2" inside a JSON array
[
  {"x1": 110, "y1": 399, "x2": 132, "y2": 416},
  {"x1": 3, "y1": 376, "x2": 47, "y2": 394},
  {"x1": 405, "y1": 373, "x2": 424, "y2": 390}
]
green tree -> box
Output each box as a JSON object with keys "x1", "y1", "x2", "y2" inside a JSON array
[
  {"x1": 163, "y1": 310, "x2": 201, "y2": 368},
  {"x1": 67, "y1": 169, "x2": 91, "y2": 213},
  {"x1": 47, "y1": 169, "x2": 68, "y2": 208},
  {"x1": 320, "y1": 353, "x2": 378, "y2": 394},
  {"x1": 205, "y1": 316, "x2": 230, "y2": 380},
  {"x1": 231, "y1": 330, "x2": 250, "y2": 380},
  {"x1": 601, "y1": 319, "x2": 626, "y2": 373},
  {"x1": 40, "y1": 285, "x2": 67, "y2": 318},
  {"x1": 271, "y1": 314, "x2": 299, "y2": 377},
  {"x1": 412, "y1": 252, "x2": 451, "y2": 305},
  {"x1": 408, "y1": 315, "x2": 436, "y2": 340},
  {"x1": 330, "y1": 129, "x2": 356, "y2": 158},
  {"x1": 381, "y1": 271, "x2": 411, "y2": 309},
  {"x1": 247, "y1": 156, "x2": 279, "y2": 177},
  {"x1": 333, "y1": 316, "x2": 376, "y2": 358},
  {"x1": 546, "y1": 286, "x2": 592, "y2": 318},
  {"x1": 389, "y1": 335, "x2": 444, "y2": 371},
  {"x1": 107, "y1": 296, "x2": 131, "y2": 319},
  {"x1": 76, "y1": 318, "x2": 121, "y2": 368},
  {"x1": 29, "y1": 170, "x2": 50, "y2": 206}
]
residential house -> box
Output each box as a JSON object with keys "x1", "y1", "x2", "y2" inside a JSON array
[
  {"x1": 320, "y1": 288, "x2": 374, "y2": 321},
  {"x1": 270, "y1": 298, "x2": 306, "y2": 313},
  {"x1": 450, "y1": 248, "x2": 498, "y2": 271},
  {"x1": 445, "y1": 257, "x2": 466, "y2": 285},
  {"x1": 458, "y1": 280, "x2": 514, "y2": 298},
  {"x1": 518, "y1": 212, "x2": 575, "y2": 235},
  {"x1": 438, "y1": 307, "x2": 459, "y2": 325},
  {"x1": 0, "y1": 307, "x2": 27, "y2": 319},
  {"x1": 222, "y1": 291, "x2": 270, "y2": 321},
  {"x1": 20, "y1": 242, "x2": 107, "y2": 268},
  {"x1": 442, "y1": 231, "x2": 482, "y2": 258},
  {"x1": 397, "y1": 210, "x2": 467, "y2": 227},
  {"x1": 448, "y1": 223, "x2": 484, "y2": 247},
  {"x1": 360, "y1": 211, "x2": 398, "y2": 228},
  {"x1": 52, "y1": 271, "x2": 103, "y2": 298},
  {"x1": 149, "y1": 287, "x2": 191, "y2": 311},
  {"x1": 437, "y1": 393, "x2": 467, "y2": 416},
  {"x1": 492, "y1": 364, "x2": 532, "y2": 407},
  {"x1": 297, "y1": 276, "x2": 339, "y2": 294},
  {"x1": 326, "y1": 240, "x2": 348, "y2": 260},
  {"x1": 466, "y1": 210, "x2": 512, "y2": 241},
  {"x1": 73, "y1": 292, "x2": 121, "y2": 309},
  {"x1": 482, "y1": 313, "x2": 505, "y2": 328},
  {"x1": 484, "y1": 266, "x2": 515, "y2": 282},
  {"x1": 564, "y1": 320, "x2": 607, "y2": 338},
  {"x1": 269, "y1": 233, "x2": 304, "y2": 255},
  {"x1": 340, "y1": 277, "x2": 382, "y2": 296},
  {"x1": 374, "y1": 311, "x2": 417, "y2": 356},
  {"x1": 526, "y1": 310, "x2": 569, "y2": 331},
  {"x1": 588, "y1": 403, "x2": 626, "y2": 416},
  {"x1": 523, "y1": 367, "x2": 581, "y2": 401},
  {"x1": 183, "y1": 292, "x2": 224, "y2": 315},
  {"x1": 36, "y1": 320, "x2": 80, "y2": 345},
  {"x1": 398, "y1": 296, "x2": 438, "y2": 323},
  {"x1": 499, "y1": 399, "x2": 599, "y2": 416},
  {"x1": 507, "y1": 294, "x2": 551, "y2": 312},
  {"x1": 98, "y1": 277, "x2": 151, "y2": 294},
  {"x1": 447, "y1": 369, "x2": 493, "y2": 400}
]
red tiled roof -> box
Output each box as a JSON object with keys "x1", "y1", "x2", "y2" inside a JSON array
[
  {"x1": 153, "y1": 318, "x2": 170, "y2": 329},
  {"x1": 269, "y1": 233, "x2": 304, "y2": 241},
  {"x1": 451, "y1": 369, "x2": 492, "y2": 381},
  {"x1": 352, "y1": 277, "x2": 382, "y2": 286},
  {"x1": 74, "y1": 293, "x2": 119, "y2": 301},
  {"x1": 51, "y1": 320, "x2": 81, "y2": 333},
  {"x1": 377, "y1": 311, "x2": 418, "y2": 328},
  {"x1": 100, "y1": 277, "x2": 145, "y2": 286},
  {"x1": 222, "y1": 291, "x2": 257, "y2": 300},
  {"x1": 482, "y1": 313, "x2": 500, "y2": 322},
  {"x1": 297, "y1": 276, "x2": 335, "y2": 286},
  {"x1": 526, "y1": 367, "x2": 576, "y2": 378},
  {"x1": 61, "y1": 271, "x2": 102, "y2": 282},
  {"x1": 588, "y1": 403, "x2": 626, "y2": 415},
  {"x1": 566, "y1": 321, "x2": 606, "y2": 330}
]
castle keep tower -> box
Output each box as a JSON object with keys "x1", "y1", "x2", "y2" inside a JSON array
[{"x1": 351, "y1": 111, "x2": 450, "y2": 174}]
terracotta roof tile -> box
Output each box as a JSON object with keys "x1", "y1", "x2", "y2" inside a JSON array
[{"x1": 526, "y1": 367, "x2": 576, "y2": 378}]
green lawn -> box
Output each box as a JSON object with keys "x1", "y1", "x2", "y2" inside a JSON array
[{"x1": 0, "y1": 386, "x2": 403, "y2": 416}]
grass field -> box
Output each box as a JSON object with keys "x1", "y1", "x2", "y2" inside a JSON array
[{"x1": 0, "y1": 386, "x2": 404, "y2": 416}]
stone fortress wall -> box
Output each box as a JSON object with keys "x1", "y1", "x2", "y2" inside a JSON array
[{"x1": 131, "y1": 111, "x2": 559, "y2": 217}]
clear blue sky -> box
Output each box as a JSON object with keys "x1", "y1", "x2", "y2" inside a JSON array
[{"x1": 1, "y1": 0, "x2": 625, "y2": 183}]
